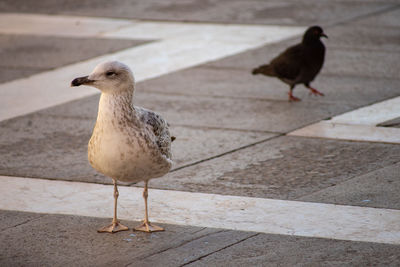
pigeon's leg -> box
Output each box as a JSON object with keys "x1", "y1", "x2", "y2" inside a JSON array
[
  {"x1": 98, "y1": 179, "x2": 129, "y2": 233},
  {"x1": 305, "y1": 84, "x2": 324, "y2": 96},
  {"x1": 288, "y1": 85, "x2": 301, "y2": 102},
  {"x1": 134, "y1": 180, "x2": 164, "y2": 232}
]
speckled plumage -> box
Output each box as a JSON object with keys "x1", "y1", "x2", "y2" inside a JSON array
[
  {"x1": 71, "y1": 61, "x2": 173, "y2": 232},
  {"x1": 84, "y1": 61, "x2": 173, "y2": 183}
]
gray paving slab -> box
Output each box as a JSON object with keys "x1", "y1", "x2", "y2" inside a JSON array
[
  {"x1": 0, "y1": 209, "x2": 44, "y2": 232},
  {"x1": 0, "y1": 0, "x2": 395, "y2": 26},
  {"x1": 0, "y1": 111, "x2": 100, "y2": 182},
  {"x1": 187, "y1": 233, "x2": 400, "y2": 267},
  {"x1": 1, "y1": 210, "x2": 399, "y2": 267},
  {"x1": 3, "y1": 79, "x2": 348, "y2": 133},
  {"x1": 170, "y1": 126, "x2": 275, "y2": 168},
  {"x1": 299, "y1": 162, "x2": 400, "y2": 209},
  {"x1": 0, "y1": 34, "x2": 148, "y2": 83},
  {"x1": 141, "y1": 64, "x2": 400, "y2": 107},
  {"x1": 0, "y1": 95, "x2": 275, "y2": 183},
  {"x1": 0, "y1": 210, "x2": 253, "y2": 267},
  {"x1": 354, "y1": 6, "x2": 400, "y2": 28},
  {"x1": 323, "y1": 48, "x2": 400, "y2": 80},
  {"x1": 0, "y1": 67, "x2": 39, "y2": 84},
  {"x1": 130, "y1": 231, "x2": 258, "y2": 267},
  {"x1": 136, "y1": 92, "x2": 348, "y2": 133},
  {"x1": 140, "y1": 65, "x2": 293, "y2": 101},
  {"x1": 290, "y1": 74, "x2": 400, "y2": 107},
  {"x1": 2, "y1": 86, "x2": 399, "y2": 200},
  {"x1": 150, "y1": 136, "x2": 400, "y2": 206},
  {"x1": 326, "y1": 24, "x2": 400, "y2": 52}
]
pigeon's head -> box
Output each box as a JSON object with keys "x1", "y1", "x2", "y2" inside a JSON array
[
  {"x1": 303, "y1": 26, "x2": 328, "y2": 42},
  {"x1": 71, "y1": 61, "x2": 135, "y2": 93}
]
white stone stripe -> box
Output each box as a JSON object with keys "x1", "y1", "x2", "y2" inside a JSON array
[
  {"x1": 289, "y1": 95, "x2": 400, "y2": 143},
  {"x1": 0, "y1": 13, "x2": 301, "y2": 41},
  {"x1": 289, "y1": 121, "x2": 400, "y2": 144},
  {"x1": 0, "y1": 13, "x2": 304, "y2": 122},
  {"x1": 331, "y1": 96, "x2": 400, "y2": 126},
  {"x1": 0, "y1": 13, "x2": 134, "y2": 38},
  {"x1": 1, "y1": 176, "x2": 399, "y2": 244}
]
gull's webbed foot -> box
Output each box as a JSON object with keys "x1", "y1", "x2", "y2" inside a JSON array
[
  {"x1": 134, "y1": 221, "x2": 164, "y2": 232},
  {"x1": 98, "y1": 221, "x2": 129, "y2": 233}
]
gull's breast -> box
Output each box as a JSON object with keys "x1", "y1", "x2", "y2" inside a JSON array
[{"x1": 88, "y1": 121, "x2": 171, "y2": 182}]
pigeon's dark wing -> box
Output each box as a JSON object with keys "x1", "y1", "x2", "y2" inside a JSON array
[
  {"x1": 136, "y1": 107, "x2": 172, "y2": 159},
  {"x1": 270, "y1": 43, "x2": 304, "y2": 81}
]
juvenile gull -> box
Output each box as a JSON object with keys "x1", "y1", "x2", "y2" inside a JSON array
[
  {"x1": 71, "y1": 61, "x2": 173, "y2": 233},
  {"x1": 252, "y1": 26, "x2": 327, "y2": 101}
]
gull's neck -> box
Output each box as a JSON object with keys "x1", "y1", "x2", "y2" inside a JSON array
[{"x1": 97, "y1": 89, "x2": 136, "y2": 123}]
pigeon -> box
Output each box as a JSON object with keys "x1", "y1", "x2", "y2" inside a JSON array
[
  {"x1": 252, "y1": 26, "x2": 327, "y2": 101},
  {"x1": 71, "y1": 61, "x2": 174, "y2": 233}
]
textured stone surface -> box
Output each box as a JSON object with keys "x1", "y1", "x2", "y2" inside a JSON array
[
  {"x1": 0, "y1": 97, "x2": 274, "y2": 183},
  {"x1": 152, "y1": 136, "x2": 400, "y2": 204},
  {"x1": 0, "y1": 210, "x2": 252, "y2": 267},
  {"x1": 0, "y1": 0, "x2": 394, "y2": 26},
  {"x1": 354, "y1": 7, "x2": 400, "y2": 28},
  {"x1": 323, "y1": 48, "x2": 400, "y2": 79},
  {"x1": 299, "y1": 162, "x2": 400, "y2": 209},
  {"x1": 0, "y1": 209, "x2": 44, "y2": 232},
  {"x1": 326, "y1": 24, "x2": 400, "y2": 52},
  {"x1": 169, "y1": 126, "x2": 275, "y2": 168},
  {"x1": 136, "y1": 92, "x2": 348, "y2": 133},
  {"x1": 188, "y1": 233, "x2": 400, "y2": 266},
  {"x1": 1, "y1": 1, "x2": 400, "y2": 265},
  {"x1": 140, "y1": 64, "x2": 400, "y2": 106},
  {"x1": 0, "y1": 34, "x2": 147, "y2": 83},
  {"x1": 1, "y1": 210, "x2": 399, "y2": 267}
]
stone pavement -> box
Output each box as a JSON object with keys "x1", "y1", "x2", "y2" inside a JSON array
[{"x1": 1, "y1": 1, "x2": 400, "y2": 266}]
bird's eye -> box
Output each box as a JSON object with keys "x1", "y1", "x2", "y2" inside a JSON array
[{"x1": 106, "y1": 71, "x2": 116, "y2": 77}]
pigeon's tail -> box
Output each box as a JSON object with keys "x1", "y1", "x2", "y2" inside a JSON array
[{"x1": 252, "y1": 64, "x2": 275, "y2": 76}]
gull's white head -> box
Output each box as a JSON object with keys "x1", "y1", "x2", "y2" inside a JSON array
[{"x1": 71, "y1": 61, "x2": 135, "y2": 94}]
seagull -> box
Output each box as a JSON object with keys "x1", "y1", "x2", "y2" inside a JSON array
[
  {"x1": 71, "y1": 61, "x2": 173, "y2": 233},
  {"x1": 252, "y1": 25, "x2": 327, "y2": 101}
]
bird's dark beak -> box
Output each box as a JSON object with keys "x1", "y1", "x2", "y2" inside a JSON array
[
  {"x1": 321, "y1": 33, "x2": 328, "y2": 39},
  {"x1": 71, "y1": 76, "x2": 94, "y2": 87}
]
